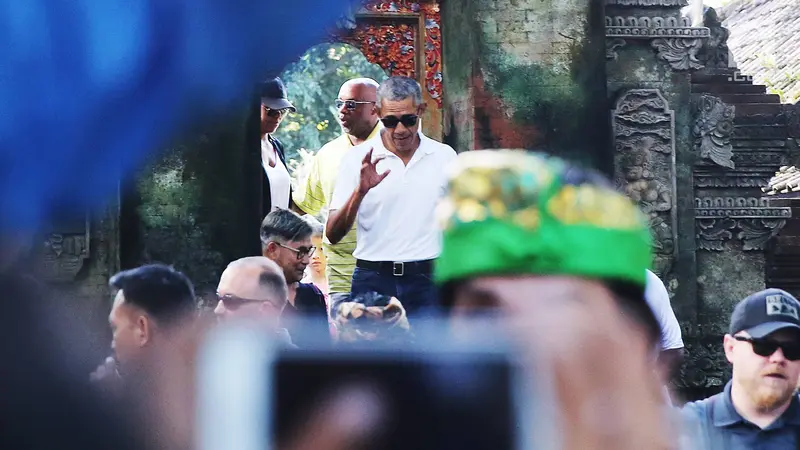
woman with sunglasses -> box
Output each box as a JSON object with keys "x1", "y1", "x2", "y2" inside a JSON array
[{"x1": 259, "y1": 77, "x2": 296, "y2": 215}]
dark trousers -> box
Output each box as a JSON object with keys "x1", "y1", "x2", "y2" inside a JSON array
[{"x1": 350, "y1": 267, "x2": 439, "y2": 318}]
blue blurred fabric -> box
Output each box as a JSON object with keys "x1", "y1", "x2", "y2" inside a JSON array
[{"x1": 0, "y1": 1, "x2": 352, "y2": 232}]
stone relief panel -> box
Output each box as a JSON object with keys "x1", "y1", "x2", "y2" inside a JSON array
[
  {"x1": 604, "y1": 14, "x2": 710, "y2": 69},
  {"x1": 612, "y1": 89, "x2": 677, "y2": 277},
  {"x1": 34, "y1": 214, "x2": 91, "y2": 282},
  {"x1": 693, "y1": 94, "x2": 735, "y2": 169},
  {"x1": 676, "y1": 335, "x2": 729, "y2": 390},
  {"x1": 695, "y1": 197, "x2": 790, "y2": 251}
]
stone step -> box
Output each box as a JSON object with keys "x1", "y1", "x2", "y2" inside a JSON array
[
  {"x1": 718, "y1": 94, "x2": 782, "y2": 104},
  {"x1": 732, "y1": 103, "x2": 784, "y2": 115},
  {"x1": 692, "y1": 72, "x2": 755, "y2": 84},
  {"x1": 691, "y1": 83, "x2": 768, "y2": 95}
]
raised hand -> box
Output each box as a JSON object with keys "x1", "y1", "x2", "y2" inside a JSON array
[{"x1": 358, "y1": 148, "x2": 391, "y2": 195}]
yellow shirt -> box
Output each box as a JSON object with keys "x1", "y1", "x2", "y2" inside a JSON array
[{"x1": 293, "y1": 123, "x2": 381, "y2": 293}]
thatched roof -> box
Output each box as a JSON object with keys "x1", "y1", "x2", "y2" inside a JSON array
[{"x1": 720, "y1": 0, "x2": 800, "y2": 103}]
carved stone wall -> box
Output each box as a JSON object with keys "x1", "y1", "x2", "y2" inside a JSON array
[{"x1": 612, "y1": 89, "x2": 678, "y2": 277}]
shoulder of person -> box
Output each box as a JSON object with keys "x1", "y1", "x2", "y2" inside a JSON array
[
  {"x1": 420, "y1": 134, "x2": 457, "y2": 158},
  {"x1": 296, "y1": 282, "x2": 326, "y2": 305},
  {"x1": 680, "y1": 394, "x2": 719, "y2": 421},
  {"x1": 340, "y1": 138, "x2": 378, "y2": 166},
  {"x1": 315, "y1": 134, "x2": 350, "y2": 157}
]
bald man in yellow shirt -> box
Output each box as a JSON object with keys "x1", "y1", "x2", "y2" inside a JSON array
[{"x1": 293, "y1": 78, "x2": 382, "y2": 302}]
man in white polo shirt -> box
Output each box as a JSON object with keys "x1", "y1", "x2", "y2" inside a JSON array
[{"x1": 326, "y1": 76, "x2": 457, "y2": 317}]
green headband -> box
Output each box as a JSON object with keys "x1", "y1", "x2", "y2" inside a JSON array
[{"x1": 435, "y1": 150, "x2": 652, "y2": 287}]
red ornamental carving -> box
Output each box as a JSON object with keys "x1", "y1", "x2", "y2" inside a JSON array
[
  {"x1": 348, "y1": 24, "x2": 417, "y2": 79},
  {"x1": 363, "y1": 1, "x2": 443, "y2": 107}
]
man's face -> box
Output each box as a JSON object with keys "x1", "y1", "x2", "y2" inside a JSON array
[
  {"x1": 214, "y1": 266, "x2": 283, "y2": 327},
  {"x1": 109, "y1": 290, "x2": 147, "y2": 370},
  {"x1": 726, "y1": 329, "x2": 800, "y2": 412},
  {"x1": 337, "y1": 83, "x2": 378, "y2": 138},
  {"x1": 260, "y1": 104, "x2": 288, "y2": 135},
  {"x1": 265, "y1": 238, "x2": 314, "y2": 284},
  {"x1": 378, "y1": 97, "x2": 426, "y2": 154},
  {"x1": 449, "y1": 275, "x2": 655, "y2": 359}
]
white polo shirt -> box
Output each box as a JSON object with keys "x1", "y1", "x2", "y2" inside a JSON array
[{"x1": 330, "y1": 131, "x2": 457, "y2": 262}]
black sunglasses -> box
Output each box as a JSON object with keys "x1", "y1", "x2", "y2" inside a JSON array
[
  {"x1": 217, "y1": 292, "x2": 278, "y2": 311},
  {"x1": 262, "y1": 105, "x2": 290, "y2": 118},
  {"x1": 335, "y1": 99, "x2": 375, "y2": 110},
  {"x1": 734, "y1": 335, "x2": 800, "y2": 361},
  {"x1": 380, "y1": 114, "x2": 419, "y2": 128}
]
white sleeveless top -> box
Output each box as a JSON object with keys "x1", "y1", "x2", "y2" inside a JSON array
[{"x1": 262, "y1": 137, "x2": 291, "y2": 211}]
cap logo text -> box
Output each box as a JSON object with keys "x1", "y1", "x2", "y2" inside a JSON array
[{"x1": 766, "y1": 295, "x2": 800, "y2": 320}]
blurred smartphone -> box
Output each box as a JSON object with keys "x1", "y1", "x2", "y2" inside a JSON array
[{"x1": 196, "y1": 319, "x2": 557, "y2": 450}]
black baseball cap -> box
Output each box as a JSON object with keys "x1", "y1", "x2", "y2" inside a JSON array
[
  {"x1": 729, "y1": 288, "x2": 800, "y2": 338},
  {"x1": 259, "y1": 77, "x2": 295, "y2": 112}
]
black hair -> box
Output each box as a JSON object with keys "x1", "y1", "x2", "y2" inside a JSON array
[
  {"x1": 260, "y1": 209, "x2": 313, "y2": 246},
  {"x1": 109, "y1": 264, "x2": 196, "y2": 326},
  {"x1": 604, "y1": 279, "x2": 661, "y2": 348}
]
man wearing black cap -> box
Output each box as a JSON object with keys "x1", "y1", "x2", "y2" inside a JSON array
[
  {"x1": 682, "y1": 288, "x2": 800, "y2": 448},
  {"x1": 258, "y1": 77, "x2": 296, "y2": 215}
]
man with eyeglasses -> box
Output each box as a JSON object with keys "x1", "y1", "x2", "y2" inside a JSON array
[
  {"x1": 327, "y1": 76, "x2": 457, "y2": 317},
  {"x1": 260, "y1": 209, "x2": 330, "y2": 347},
  {"x1": 293, "y1": 78, "x2": 382, "y2": 305},
  {"x1": 682, "y1": 288, "x2": 800, "y2": 449}
]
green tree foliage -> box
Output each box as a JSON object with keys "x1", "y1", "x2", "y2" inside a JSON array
[{"x1": 274, "y1": 43, "x2": 388, "y2": 165}]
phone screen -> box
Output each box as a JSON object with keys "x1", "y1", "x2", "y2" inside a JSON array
[{"x1": 273, "y1": 350, "x2": 517, "y2": 450}]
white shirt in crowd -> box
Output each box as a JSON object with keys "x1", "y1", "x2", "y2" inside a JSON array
[
  {"x1": 262, "y1": 137, "x2": 291, "y2": 212},
  {"x1": 645, "y1": 269, "x2": 684, "y2": 406},
  {"x1": 645, "y1": 269, "x2": 684, "y2": 352},
  {"x1": 330, "y1": 131, "x2": 457, "y2": 262}
]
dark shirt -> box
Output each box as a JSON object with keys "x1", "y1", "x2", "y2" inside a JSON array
[
  {"x1": 282, "y1": 282, "x2": 330, "y2": 348},
  {"x1": 681, "y1": 380, "x2": 800, "y2": 449}
]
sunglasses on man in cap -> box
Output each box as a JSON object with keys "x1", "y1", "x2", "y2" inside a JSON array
[{"x1": 729, "y1": 288, "x2": 800, "y2": 360}]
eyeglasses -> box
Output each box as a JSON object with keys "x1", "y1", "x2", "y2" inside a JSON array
[
  {"x1": 335, "y1": 99, "x2": 375, "y2": 110},
  {"x1": 217, "y1": 292, "x2": 279, "y2": 311},
  {"x1": 734, "y1": 335, "x2": 800, "y2": 361},
  {"x1": 262, "y1": 105, "x2": 290, "y2": 118},
  {"x1": 275, "y1": 242, "x2": 316, "y2": 260},
  {"x1": 380, "y1": 114, "x2": 419, "y2": 128}
]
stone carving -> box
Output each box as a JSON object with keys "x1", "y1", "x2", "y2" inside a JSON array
[
  {"x1": 606, "y1": 0, "x2": 687, "y2": 5},
  {"x1": 698, "y1": 7, "x2": 730, "y2": 68},
  {"x1": 696, "y1": 218, "x2": 788, "y2": 251},
  {"x1": 605, "y1": 16, "x2": 710, "y2": 39},
  {"x1": 35, "y1": 215, "x2": 91, "y2": 282},
  {"x1": 731, "y1": 152, "x2": 784, "y2": 167},
  {"x1": 694, "y1": 197, "x2": 792, "y2": 219},
  {"x1": 693, "y1": 95, "x2": 735, "y2": 168},
  {"x1": 694, "y1": 197, "x2": 790, "y2": 251},
  {"x1": 738, "y1": 219, "x2": 787, "y2": 251},
  {"x1": 652, "y1": 37, "x2": 705, "y2": 71},
  {"x1": 606, "y1": 38, "x2": 626, "y2": 61},
  {"x1": 696, "y1": 218, "x2": 736, "y2": 251},
  {"x1": 612, "y1": 89, "x2": 677, "y2": 275},
  {"x1": 676, "y1": 336, "x2": 730, "y2": 390},
  {"x1": 694, "y1": 174, "x2": 771, "y2": 188}
]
